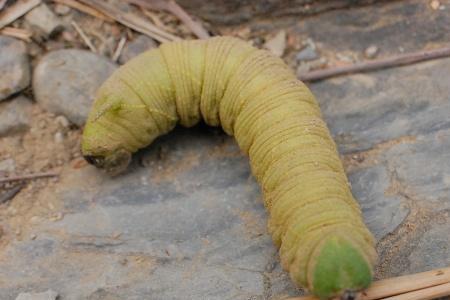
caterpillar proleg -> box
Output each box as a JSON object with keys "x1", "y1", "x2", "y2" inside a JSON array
[{"x1": 81, "y1": 36, "x2": 377, "y2": 299}]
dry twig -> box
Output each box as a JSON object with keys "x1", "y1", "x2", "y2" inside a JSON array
[
  {"x1": 0, "y1": 26, "x2": 32, "y2": 41},
  {"x1": 383, "y1": 282, "x2": 450, "y2": 300},
  {"x1": 52, "y1": 0, "x2": 113, "y2": 22},
  {"x1": 299, "y1": 46, "x2": 450, "y2": 82},
  {"x1": 78, "y1": 0, "x2": 181, "y2": 43},
  {"x1": 112, "y1": 35, "x2": 127, "y2": 62},
  {"x1": 0, "y1": 0, "x2": 41, "y2": 29},
  {"x1": 71, "y1": 20, "x2": 97, "y2": 52},
  {"x1": 125, "y1": 0, "x2": 210, "y2": 39},
  {"x1": 288, "y1": 267, "x2": 450, "y2": 300},
  {"x1": 0, "y1": 172, "x2": 59, "y2": 184}
]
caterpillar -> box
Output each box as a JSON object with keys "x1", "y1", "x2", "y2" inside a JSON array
[{"x1": 81, "y1": 36, "x2": 377, "y2": 299}]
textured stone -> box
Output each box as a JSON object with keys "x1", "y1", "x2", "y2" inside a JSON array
[
  {"x1": 15, "y1": 290, "x2": 58, "y2": 300},
  {"x1": 119, "y1": 35, "x2": 157, "y2": 64},
  {"x1": 0, "y1": 37, "x2": 30, "y2": 101},
  {"x1": 0, "y1": 129, "x2": 301, "y2": 299},
  {"x1": 296, "y1": 41, "x2": 318, "y2": 62},
  {"x1": 349, "y1": 165, "x2": 409, "y2": 240},
  {"x1": 24, "y1": 4, "x2": 64, "y2": 37},
  {"x1": 0, "y1": 96, "x2": 33, "y2": 137},
  {"x1": 33, "y1": 49, "x2": 117, "y2": 126},
  {"x1": 311, "y1": 58, "x2": 450, "y2": 153},
  {"x1": 364, "y1": 45, "x2": 379, "y2": 59},
  {"x1": 407, "y1": 221, "x2": 450, "y2": 273},
  {"x1": 382, "y1": 128, "x2": 450, "y2": 211},
  {"x1": 264, "y1": 30, "x2": 286, "y2": 57},
  {"x1": 0, "y1": 158, "x2": 15, "y2": 173}
]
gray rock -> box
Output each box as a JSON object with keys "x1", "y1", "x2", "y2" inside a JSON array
[
  {"x1": 33, "y1": 49, "x2": 117, "y2": 126},
  {"x1": 407, "y1": 221, "x2": 450, "y2": 273},
  {"x1": 382, "y1": 128, "x2": 450, "y2": 211},
  {"x1": 24, "y1": 4, "x2": 64, "y2": 37},
  {"x1": 296, "y1": 40, "x2": 318, "y2": 61},
  {"x1": 0, "y1": 37, "x2": 30, "y2": 101},
  {"x1": 296, "y1": 57, "x2": 328, "y2": 76},
  {"x1": 119, "y1": 35, "x2": 157, "y2": 64},
  {"x1": 0, "y1": 158, "x2": 15, "y2": 173},
  {"x1": 264, "y1": 30, "x2": 286, "y2": 57},
  {"x1": 364, "y1": 45, "x2": 379, "y2": 59},
  {"x1": 349, "y1": 165, "x2": 409, "y2": 240},
  {"x1": 15, "y1": 290, "x2": 58, "y2": 300},
  {"x1": 0, "y1": 129, "x2": 298, "y2": 299},
  {"x1": 0, "y1": 96, "x2": 33, "y2": 137},
  {"x1": 53, "y1": 4, "x2": 71, "y2": 15},
  {"x1": 311, "y1": 57, "x2": 450, "y2": 153},
  {"x1": 54, "y1": 115, "x2": 70, "y2": 128}
]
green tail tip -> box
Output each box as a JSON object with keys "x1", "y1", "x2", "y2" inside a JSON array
[{"x1": 311, "y1": 236, "x2": 373, "y2": 299}]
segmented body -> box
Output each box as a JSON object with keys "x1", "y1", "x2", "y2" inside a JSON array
[{"x1": 82, "y1": 36, "x2": 377, "y2": 298}]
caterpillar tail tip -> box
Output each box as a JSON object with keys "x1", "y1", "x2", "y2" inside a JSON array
[{"x1": 310, "y1": 236, "x2": 373, "y2": 300}]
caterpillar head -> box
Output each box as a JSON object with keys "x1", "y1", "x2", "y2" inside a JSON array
[
  {"x1": 81, "y1": 113, "x2": 132, "y2": 176},
  {"x1": 83, "y1": 148, "x2": 131, "y2": 176}
]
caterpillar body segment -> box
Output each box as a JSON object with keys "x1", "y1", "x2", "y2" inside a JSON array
[{"x1": 81, "y1": 36, "x2": 377, "y2": 299}]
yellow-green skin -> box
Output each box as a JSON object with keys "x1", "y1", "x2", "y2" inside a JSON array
[{"x1": 81, "y1": 36, "x2": 377, "y2": 299}]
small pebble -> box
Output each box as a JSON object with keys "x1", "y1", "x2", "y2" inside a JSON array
[
  {"x1": 0, "y1": 37, "x2": 30, "y2": 101},
  {"x1": 296, "y1": 38, "x2": 318, "y2": 62},
  {"x1": 264, "y1": 30, "x2": 286, "y2": 57},
  {"x1": 430, "y1": 0, "x2": 440, "y2": 10},
  {"x1": 112, "y1": 231, "x2": 122, "y2": 239},
  {"x1": 54, "y1": 131, "x2": 64, "y2": 143},
  {"x1": 0, "y1": 158, "x2": 16, "y2": 173},
  {"x1": 364, "y1": 45, "x2": 379, "y2": 59},
  {"x1": 119, "y1": 35, "x2": 157, "y2": 64},
  {"x1": 24, "y1": 3, "x2": 64, "y2": 38},
  {"x1": 7, "y1": 206, "x2": 18, "y2": 216},
  {"x1": 50, "y1": 212, "x2": 64, "y2": 221},
  {"x1": 55, "y1": 115, "x2": 70, "y2": 128},
  {"x1": 37, "y1": 119, "x2": 47, "y2": 129},
  {"x1": 296, "y1": 57, "x2": 328, "y2": 77},
  {"x1": 30, "y1": 216, "x2": 41, "y2": 223},
  {"x1": 336, "y1": 52, "x2": 355, "y2": 63},
  {"x1": 33, "y1": 49, "x2": 117, "y2": 126},
  {"x1": 30, "y1": 233, "x2": 37, "y2": 240},
  {"x1": 53, "y1": 3, "x2": 71, "y2": 15}
]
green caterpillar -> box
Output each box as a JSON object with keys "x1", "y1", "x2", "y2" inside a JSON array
[{"x1": 81, "y1": 36, "x2": 377, "y2": 299}]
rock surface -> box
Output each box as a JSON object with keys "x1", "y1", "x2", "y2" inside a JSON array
[
  {"x1": 0, "y1": 158, "x2": 16, "y2": 174},
  {"x1": 0, "y1": 37, "x2": 30, "y2": 101},
  {"x1": 119, "y1": 35, "x2": 157, "y2": 64},
  {"x1": 177, "y1": 0, "x2": 382, "y2": 25},
  {"x1": 0, "y1": 96, "x2": 33, "y2": 137},
  {"x1": 296, "y1": 41, "x2": 318, "y2": 62},
  {"x1": 311, "y1": 58, "x2": 450, "y2": 153},
  {"x1": 24, "y1": 3, "x2": 64, "y2": 37},
  {"x1": 2, "y1": 51, "x2": 449, "y2": 297},
  {"x1": 264, "y1": 30, "x2": 286, "y2": 57},
  {"x1": 15, "y1": 290, "x2": 58, "y2": 300},
  {"x1": 33, "y1": 49, "x2": 117, "y2": 126}
]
